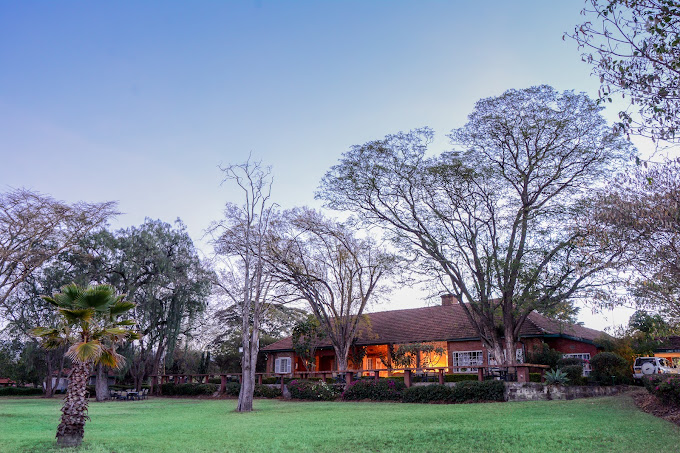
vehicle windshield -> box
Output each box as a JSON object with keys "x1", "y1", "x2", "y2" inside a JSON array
[{"x1": 635, "y1": 358, "x2": 656, "y2": 366}]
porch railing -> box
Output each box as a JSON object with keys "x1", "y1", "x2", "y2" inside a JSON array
[{"x1": 148, "y1": 364, "x2": 549, "y2": 395}]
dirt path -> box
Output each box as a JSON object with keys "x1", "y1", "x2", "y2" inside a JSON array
[{"x1": 632, "y1": 388, "x2": 680, "y2": 426}]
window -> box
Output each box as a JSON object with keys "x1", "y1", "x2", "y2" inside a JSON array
[
  {"x1": 488, "y1": 348, "x2": 524, "y2": 365},
  {"x1": 451, "y1": 351, "x2": 483, "y2": 373},
  {"x1": 274, "y1": 357, "x2": 292, "y2": 374},
  {"x1": 562, "y1": 353, "x2": 591, "y2": 376}
]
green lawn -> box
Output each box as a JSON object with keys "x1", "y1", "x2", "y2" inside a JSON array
[{"x1": 0, "y1": 394, "x2": 678, "y2": 452}]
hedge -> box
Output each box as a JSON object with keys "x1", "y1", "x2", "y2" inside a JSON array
[
  {"x1": 644, "y1": 375, "x2": 680, "y2": 406},
  {"x1": 160, "y1": 383, "x2": 218, "y2": 396},
  {"x1": 399, "y1": 381, "x2": 506, "y2": 403},
  {"x1": 288, "y1": 380, "x2": 342, "y2": 400},
  {"x1": 342, "y1": 379, "x2": 405, "y2": 401},
  {"x1": 0, "y1": 387, "x2": 43, "y2": 396}
]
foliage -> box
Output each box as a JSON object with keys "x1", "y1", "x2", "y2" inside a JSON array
[
  {"x1": 444, "y1": 374, "x2": 479, "y2": 383},
  {"x1": 287, "y1": 379, "x2": 341, "y2": 401},
  {"x1": 224, "y1": 382, "x2": 241, "y2": 396},
  {"x1": 388, "y1": 343, "x2": 446, "y2": 369},
  {"x1": 569, "y1": 0, "x2": 680, "y2": 141},
  {"x1": 253, "y1": 384, "x2": 282, "y2": 398},
  {"x1": 320, "y1": 86, "x2": 631, "y2": 366},
  {"x1": 291, "y1": 315, "x2": 327, "y2": 371},
  {"x1": 527, "y1": 343, "x2": 563, "y2": 369},
  {"x1": 160, "y1": 383, "x2": 218, "y2": 396},
  {"x1": 644, "y1": 375, "x2": 680, "y2": 406},
  {"x1": 0, "y1": 188, "x2": 116, "y2": 311},
  {"x1": 401, "y1": 381, "x2": 505, "y2": 403},
  {"x1": 0, "y1": 387, "x2": 43, "y2": 396},
  {"x1": 544, "y1": 369, "x2": 570, "y2": 385},
  {"x1": 266, "y1": 208, "x2": 395, "y2": 371},
  {"x1": 529, "y1": 373, "x2": 542, "y2": 383},
  {"x1": 341, "y1": 379, "x2": 405, "y2": 401},
  {"x1": 589, "y1": 352, "x2": 630, "y2": 385},
  {"x1": 561, "y1": 365, "x2": 586, "y2": 384}
]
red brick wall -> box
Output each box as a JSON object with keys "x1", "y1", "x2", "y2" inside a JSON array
[{"x1": 544, "y1": 338, "x2": 598, "y2": 357}]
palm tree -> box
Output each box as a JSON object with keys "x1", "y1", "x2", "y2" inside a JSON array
[{"x1": 32, "y1": 283, "x2": 139, "y2": 448}]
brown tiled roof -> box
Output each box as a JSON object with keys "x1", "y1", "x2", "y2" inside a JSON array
[
  {"x1": 262, "y1": 304, "x2": 604, "y2": 352},
  {"x1": 0, "y1": 378, "x2": 15, "y2": 384}
]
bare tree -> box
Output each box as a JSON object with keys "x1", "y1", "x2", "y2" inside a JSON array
[
  {"x1": 266, "y1": 208, "x2": 395, "y2": 372},
  {"x1": 0, "y1": 188, "x2": 117, "y2": 316},
  {"x1": 209, "y1": 158, "x2": 277, "y2": 413},
  {"x1": 320, "y1": 86, "x2": 632, "y2": 365}
]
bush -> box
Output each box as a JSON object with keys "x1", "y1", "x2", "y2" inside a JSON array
[
  {"x1": 402, "y1": 384, "x2": 453, "y2": 403},
  {"x1": 451, "y1": 380, "x2": 505, "y2": 402},
  {"x1": 544, "y1": 369, "x2": 569, "y2": 385},
  {"x1": 253, "y1": 385, "x2": 282, "y2": 398},
  {"x1": 644, "y1": 375, "x2": 680, "y2": 405},
  {"x1": 0, "y1": 387, "x2": 43, "y2": 396},
  {"x1": 261, "y1": 377, "x2": 294, "y2": 385},
  {"x1": 288, "y1": 380, "x2": 341, "y2": 401},
  {"x1": 224, "y1": 382, "x2": 240, "y2": 396},
  {"x1": 444, "y1": 374, "x2": 478, "y2": 383},
  {"x1": 160, "y1": 383, "x2": 218, "y2": 396},
  {"x1": 561, "y1": 365, "x2": 584, "y2": 384},
  {"x1": 589, "y1": 352, "x2": 629, "y2": 385},
  {"x1": 527, "y1": 343, "x2": 562, "y2": 369},
  {"x1": 529, "y1": 373, "x2": 542, "y2": 383},
  {"x1": 342, "y1": 379, "x2": 405, "y2": 401}
]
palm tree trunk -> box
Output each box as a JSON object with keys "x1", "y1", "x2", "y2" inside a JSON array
[{"x1": 56, "y1": 360, "x2": 91, "y2": 448}]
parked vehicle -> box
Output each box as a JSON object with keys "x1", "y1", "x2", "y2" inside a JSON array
[{"x1": 633, "y1": 357, "x2": 678, "y2": 379}]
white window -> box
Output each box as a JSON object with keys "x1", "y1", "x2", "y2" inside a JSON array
[
  {"x1": 274, "y1": 357, "x2": 292, "y2": 374},
  {"x1": 562, "y1": 353, "x2": 591, "y2": 376},
  {"x1": 488, "y1": 348, "x2": 524, "y2": 365},
  {"x1": 452, "y1": 351, "x2": 483, "y2": 373}
]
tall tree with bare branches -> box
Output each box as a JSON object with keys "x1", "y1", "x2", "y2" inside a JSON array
[
  {"x1": 266, "y1": 208, "x2": 395, "y2": 372},
  {"x1": 209, "y1": 158, "x2": 277, "y2": 413},
  {"x1": 320, "y1": 86, "x2": 633, "y2": 366}
]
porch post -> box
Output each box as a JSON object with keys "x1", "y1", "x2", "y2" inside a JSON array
[
  {"x1": 374, "y1": 370, "x2": 380, "y2": 381},
  {"x1": 345, "y1": 371, "x2": 353, "y2": 386},
  {"x1": 404, "y1": 370, "x2": 412, "y2": 388},
  {"x1": 438, "y1": 369, "x2": 444, "y2": 385},
  {"x1": 477, "y1": 367, "x2": 484, "y2": 382},
  {"x1": 517, "y1": 366, "x2": 530, "y2": 383},
  {"x1": 257, "y1": 374, "x2": 263, "y2": 385}
]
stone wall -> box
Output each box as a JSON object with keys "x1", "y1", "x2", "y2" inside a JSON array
[{"x1": 505, "y1": 382, "x2": 628, "y2": 401}]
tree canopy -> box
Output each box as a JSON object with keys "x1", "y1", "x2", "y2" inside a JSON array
[{"x1": 320, "y1": 85, "x2": 633, "y2": 365}]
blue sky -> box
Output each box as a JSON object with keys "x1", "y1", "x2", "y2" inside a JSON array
[{"x1": 0, "y1": 1, "x2": 645, "y2": 329}]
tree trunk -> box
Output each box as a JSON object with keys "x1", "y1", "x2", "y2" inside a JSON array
[
  {"x1": 95, "y1": 363, "x2": 109, "y2": 402},
  {"x1": 56, "y1": 360, "x2": 91, "y2": 448},
  {"x1": 237, "y1": 342, "x2": 254, "y2": 412},
  {"x1": 44, "y1": 351, "x2": 54, "y2": 398}
]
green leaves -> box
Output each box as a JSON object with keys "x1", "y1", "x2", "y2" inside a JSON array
[
  {"x1": 58, "y1": 308, "x2": 95, "y2": 323},
  {"x1": 66, "y1": 340, "x2": 102, "y2": 363},
  {"x1": 109, "y1": 301, "x2": 136, "y2": 316}
]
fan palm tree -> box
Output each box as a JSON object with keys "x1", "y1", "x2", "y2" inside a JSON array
[{"x1": 32, "y1": 283, "x2": 139, "y2": 448}]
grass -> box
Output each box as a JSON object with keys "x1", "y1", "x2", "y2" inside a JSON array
[{"x1": 1, "y1": 394, "x2": 679, "y2": 452}]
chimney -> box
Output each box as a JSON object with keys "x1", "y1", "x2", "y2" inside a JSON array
[{"x1": 441, "y1": 294, "x2": 459, "y2": 306}]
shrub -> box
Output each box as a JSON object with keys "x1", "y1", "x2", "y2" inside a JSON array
[
  {"x1": 253, "y1": 385, "x2": 282, "y2": 398},
  {"x1": 561, "y1": 365, "x2": 584, "y2": 384},
  {"x1": 261, "y1": 377, "x2": 294, "y2": 385},
  {"x1": 160, "y1": 383, "x2": 218, "y2": 396},
  {"x1": 288, "y1": 380, "x2": 341, "y2": 401},
  {"x1": 644, "y1": 375, "x2": 680, "y2": 406},
  {"x1": 207, "y1": 378, "x2": 222, "y2": 385},
  {"x1": 342, "y1": 379, "x2": 405, "y2": 401},
  {"x1": 0, "y1": 387, "x2": 43, "y2": 396},
  {"x1": 402, "y1": 384, "x2": 452, "y2": 403},
  {"x1": 529, "y1": 373, "x2": 542, "y2": 383},
  {"x1": 589, "y1": 352, "x2": 629, "y2": 385},
  {"x1": 451, "y1": 380, "x2": 505, "y2": 402},
  {"x1": 224, "y1": 382, "x2": 241, "y2": 396},
  {"x1": 544, "y1": 369, "x2": 569, "y2": 385},
  {"x1": 444, "y1": 374, "x2": 478, "y2": 383},
  {"x1": 527, "y1": 343, "x2": 562, "y2": 369}
]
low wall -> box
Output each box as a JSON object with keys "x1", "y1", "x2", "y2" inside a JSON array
[{"x1": 505, "y1": 383, "x2": 628, "y2": 401}]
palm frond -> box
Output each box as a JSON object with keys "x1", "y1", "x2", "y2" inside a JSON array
[
  {"x1": 109, "y1": 301, "x2": 136, "y2": 316},
  {"x1": 66, "y1": 340, "x2": 102, "y2": 363},
  {"x1": 115, "y1": 319, "x2": 136, "y2": 326},
  {"x1": 98, "y1": 348, "x2": 126, "y2": 369},
  {"x1": 58, "y1": 307, "x2": 95, "y2": 323},
  {"x1": 77, "y1": 285, "x2": 116, "y2": 311}
]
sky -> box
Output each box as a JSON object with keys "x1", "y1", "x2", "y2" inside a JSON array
[{"x1": 0, "y1": 0, "x2": 654, "y2": 331}]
